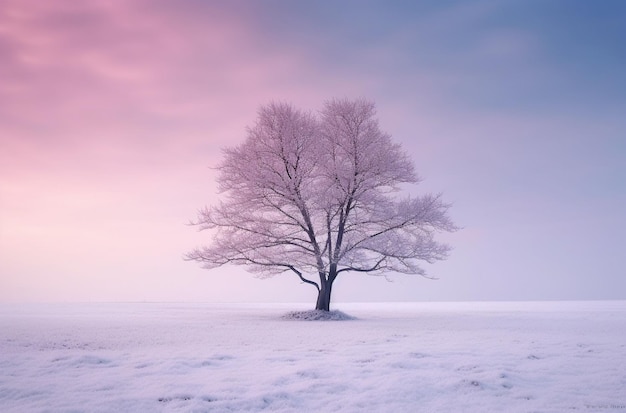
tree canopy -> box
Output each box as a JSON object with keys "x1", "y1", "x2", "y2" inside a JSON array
[{"x1": 187, "y1": 98, "x2": 457, "y2": 310}]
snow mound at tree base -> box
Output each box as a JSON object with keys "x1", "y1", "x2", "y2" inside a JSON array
[{"x1": 282, "y1": 309, "x2": 356, "y2": 321}]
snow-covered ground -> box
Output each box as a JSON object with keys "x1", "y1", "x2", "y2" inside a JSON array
[{"x1": 1, "y1": 301, "x2": 625, "y2": 412}]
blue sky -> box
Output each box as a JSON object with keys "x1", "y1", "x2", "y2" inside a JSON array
[{"x1": 1, "y1": 0, "x2": 625, "y2": 303}]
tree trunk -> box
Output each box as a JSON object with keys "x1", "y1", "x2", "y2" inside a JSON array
[
  {"x1": 315, "y1": 268, "x2": 337, "y2": 311},
  {"x1": 315, "y1": 281, "x2": 332, "y2": 311}
]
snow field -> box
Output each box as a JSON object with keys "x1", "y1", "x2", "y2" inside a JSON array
[{"x1": 1, "y1": 301, "x2": 625, "y2": 412}]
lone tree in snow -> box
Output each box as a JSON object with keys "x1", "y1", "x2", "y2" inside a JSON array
[{"x1": 187, "y1": 98, "x2": 457, "y2": 311}]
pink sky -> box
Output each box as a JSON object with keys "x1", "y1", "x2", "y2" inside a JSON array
[{"x1": 2, "y1": 0, "x2": 625, "y2": 303}]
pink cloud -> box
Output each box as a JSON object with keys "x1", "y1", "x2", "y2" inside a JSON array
[{"x1": 1, "y1": 0, "x2": 316, "y2": 141}]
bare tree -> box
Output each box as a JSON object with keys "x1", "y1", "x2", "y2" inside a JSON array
[{"x1": 187, "y1": 98, "x2": 457, "y2": 311}]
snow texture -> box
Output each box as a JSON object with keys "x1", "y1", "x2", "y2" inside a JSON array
[
  {"x1": 1, "y1": 301, "x2": 626, "y2": 412},
  {"x1": 281, "y1": 309, "x2": 356, "y2": 321}
]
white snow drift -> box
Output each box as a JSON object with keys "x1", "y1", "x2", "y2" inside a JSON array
[{"x1": 1, "y1": 301, "x2": 625, "y2": 412}]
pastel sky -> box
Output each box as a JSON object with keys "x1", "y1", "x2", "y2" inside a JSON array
[{"x1": 1, "y1": 0, "x2": 625, "y2": 303}]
